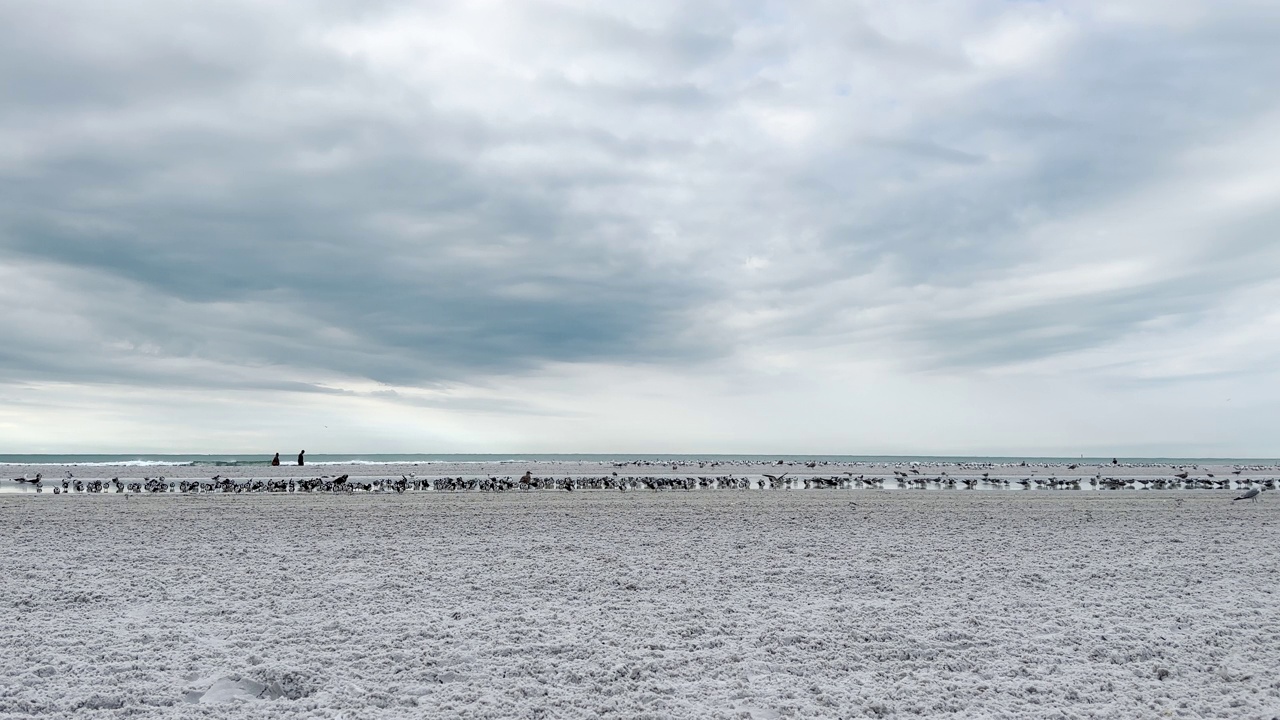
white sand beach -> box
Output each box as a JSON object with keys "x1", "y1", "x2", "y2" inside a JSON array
[{"x1": 3, "y1": 489, "x2": 1278, "y2": 718}]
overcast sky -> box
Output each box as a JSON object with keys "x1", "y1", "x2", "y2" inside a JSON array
[{"x1": 3, "y1": 1, "x2": 1279, "y2": 456}]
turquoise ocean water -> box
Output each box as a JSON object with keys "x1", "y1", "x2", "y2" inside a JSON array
[{"x1": 0, "y1": 453, "x2": 1275, "y2": 467}]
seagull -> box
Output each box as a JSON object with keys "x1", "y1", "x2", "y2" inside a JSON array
[{"x1": 1234, "y1": 487, "x2": 1264, "y2": 503}]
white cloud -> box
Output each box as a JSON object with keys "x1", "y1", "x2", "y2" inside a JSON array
[{"x1": 964, "y1": 9, "x2": 1078, "y2": 71}]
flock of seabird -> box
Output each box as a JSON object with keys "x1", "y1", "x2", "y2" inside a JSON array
[{"x1": 1, "y1": 467, "x2": 1275, "y2": 498}]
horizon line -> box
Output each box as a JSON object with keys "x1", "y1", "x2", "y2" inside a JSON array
[{"x1": 1, "y1": 451, "x2": 1278, "y2": 461}]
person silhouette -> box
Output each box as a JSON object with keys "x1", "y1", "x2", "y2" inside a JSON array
[
  {"x1": 271, "y1": 453, "x2": 280, "y2": 466},
  {"x1": 297, "y1": 450, "x2": 305, "y2": 466}
]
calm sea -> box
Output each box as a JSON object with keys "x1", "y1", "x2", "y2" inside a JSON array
[{"x1": 0, "y1": 453, "x2": 1276, "y2": 467}]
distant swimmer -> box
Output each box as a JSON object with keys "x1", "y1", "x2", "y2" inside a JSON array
[
  {"x1": 297, "y1": 450, "x2": 305, "y2": 466},
  {"x1": 271, "y1": 453, "x2": 281, "y2": 466}
]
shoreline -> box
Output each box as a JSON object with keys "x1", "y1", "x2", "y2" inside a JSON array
[{"x1": 2, "y1": 458, "x2": 1276, "y2": 494}]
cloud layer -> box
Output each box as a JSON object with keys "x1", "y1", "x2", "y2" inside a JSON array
[{"x1": 3, "y1": 1, "x2": 1280, "y2": 454}]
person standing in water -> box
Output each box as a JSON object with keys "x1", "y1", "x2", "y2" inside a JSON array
[
  {"x1": 297, "y1": 450, "x2": 305, "y2": 466},
  {"x1": 271, "y1": 453, "x2": 281, "y2": 466}
]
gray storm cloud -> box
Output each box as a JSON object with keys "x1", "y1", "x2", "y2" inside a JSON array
[{"x1": 2, "y1": 1, "x2": 1280, "y2": 453}]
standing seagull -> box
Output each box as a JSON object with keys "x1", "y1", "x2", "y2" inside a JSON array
[{"x1": 1234, "y1": 487, "x2": 1264, "y2": 503}]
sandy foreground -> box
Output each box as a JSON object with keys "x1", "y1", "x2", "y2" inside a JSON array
[{"x1": 2, "y1": 491, "x2": 1278, "y2": 719}]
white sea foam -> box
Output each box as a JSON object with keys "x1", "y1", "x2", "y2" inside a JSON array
[{"x1": 0, "y1": 459, "x2": 196, "y2": 468}]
